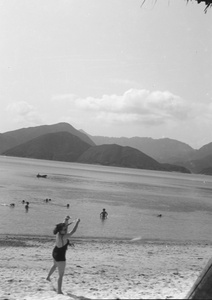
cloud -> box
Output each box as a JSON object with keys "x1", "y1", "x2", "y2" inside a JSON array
[
  {"x1": 49, "y1": 89, "x2": 211, "y2": 145},
  {"x1": 6, "y1": 101, "x2": 43, "y2": 125},
  {"x1": 73, "y1": 89, "x2": 191, "y2": 125}
]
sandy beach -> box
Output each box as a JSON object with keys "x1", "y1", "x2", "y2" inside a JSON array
[{"x1": 0, "y1": 236, "x2": 212, "y2": 300}]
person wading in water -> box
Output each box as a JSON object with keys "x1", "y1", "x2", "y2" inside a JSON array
[{"x1": 100, "y1": 208, "x2": 108, "y2": 220}]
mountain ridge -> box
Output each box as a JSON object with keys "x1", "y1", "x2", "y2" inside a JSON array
[
  {"x1": 0, "y1": 122, "x2": 95, "y2": 154},
  {"x1": 3, "y1": 131, "x2": 92, "y2": 162},
  {"x1": 77, "y1": 144, "x2": 191, "y2": 173},
  {"x1": 1, "y1": 123, "x2": 211, "y2": 174},
  {"x1": 88, "y1": 135, "x2": 195, "y2": 163}
]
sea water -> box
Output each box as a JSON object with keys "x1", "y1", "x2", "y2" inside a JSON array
[{"x1": 1, "y1": 156, "x2": 212, "y2": 242}]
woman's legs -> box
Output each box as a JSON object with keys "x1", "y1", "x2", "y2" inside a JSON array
[
  {"x1": 57, "y1": 261, "x2": 66, "y2": 294},
  {"x1": 46, "y1": 260, "x2": 57, "y2": 281}
]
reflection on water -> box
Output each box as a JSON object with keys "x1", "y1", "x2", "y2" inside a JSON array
[{"x1": 1, "y1": 156, "x2": 212, "y2": 242}]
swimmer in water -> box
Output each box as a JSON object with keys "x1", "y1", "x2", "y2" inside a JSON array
[{"x1": 100, "y1": 208, "x2": 108, "y2": 220}]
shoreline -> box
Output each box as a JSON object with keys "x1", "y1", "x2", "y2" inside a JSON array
[{"x1": 1, "y1": 233, "x2": 212, "y2": 246}]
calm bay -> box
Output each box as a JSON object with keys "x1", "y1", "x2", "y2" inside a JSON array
[{"x1": 1, "y1": 156, "x2": 212, "y2": 242}]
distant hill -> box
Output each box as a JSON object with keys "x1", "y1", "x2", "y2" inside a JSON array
[
  {"x1": 1, "y1": 123, "x2": 211, "y2": 174},
  {"x1": 172, "y1": 143, "x2": 212, "y2": 173},
  {"x1": 199, "y1": 167, "x2": 212, "y2": 176},
  {"x1": 175, "y1": 155, "x2": 212, "y2": 174},
  {"x1": 78, "y1": 144, "x2": 162, "y2": 169},
  {"x1": 77, "y1": 144, "x2": 191, "y2": 173},
  {"x1": 89, "y1": 135, "x2": 195, "y2": 164},
  {"x1": 2, "y1": 128, "x2": 191, "y2": 173},
  {"x1": 0, "y1": 134, "x2": 17, "y2": 153},
  {"x1": 160, "y1": 163, "x2": 191, "y2": 174},
  {"x1": 3, "y1": 131, "x2": 91, "y2": 162},
  {"x1": 0, "y1": 122, "x2": 95, "y2": 154},
  {"x1": 88, "y1": 135, "x2": 212, "y2": 174},
  {"x1": 194, "y1": 142, "x2": 212, "y2": 160}
]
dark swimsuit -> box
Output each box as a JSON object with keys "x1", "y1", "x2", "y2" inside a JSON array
[{"x1": 52, "y1": 238, "x2": 69, "y2": 262}]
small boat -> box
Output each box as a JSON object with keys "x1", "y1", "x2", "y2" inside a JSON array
[{"x1": 36, "y1": 173, "x2": 47, "y2": 178}]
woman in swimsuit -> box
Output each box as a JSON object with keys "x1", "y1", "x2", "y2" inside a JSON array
[{"x1": 46, "y1": 218, "x2": 80, "y2": 294}]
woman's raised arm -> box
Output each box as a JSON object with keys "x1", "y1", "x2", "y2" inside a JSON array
[{"x1": 65, "y1": 219, "x2": 80, "y2": 237}]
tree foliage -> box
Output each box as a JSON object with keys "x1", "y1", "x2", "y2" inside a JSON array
[
  {"x1": 187, "y1": 0, "x2": 212, "y2": 13},
  {"x1": 141, "y1": 0, "x2": 212, "y2": 13}
]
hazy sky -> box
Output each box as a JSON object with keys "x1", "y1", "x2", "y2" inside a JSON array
[{"x1": 0, "y1": 0, "x2": 211, "y2": 148}]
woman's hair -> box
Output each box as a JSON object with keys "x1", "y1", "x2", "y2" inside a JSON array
[{"x1": 53, "y1": 223, "x2": 65, "y2": 235}]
